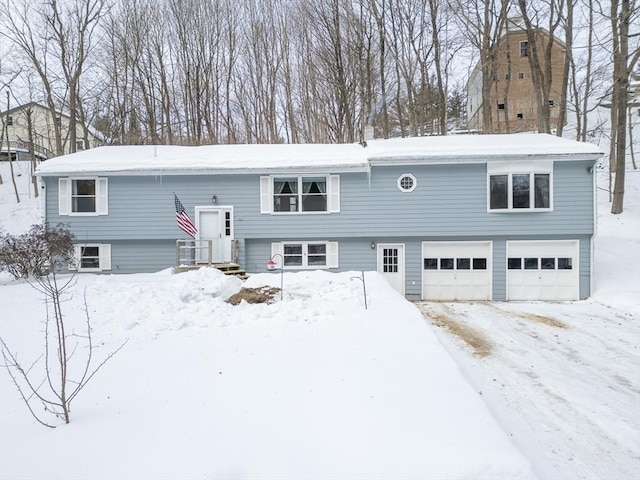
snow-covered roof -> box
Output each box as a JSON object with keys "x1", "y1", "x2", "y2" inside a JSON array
[{"x1": 36, "y1": 133, "x2": 602, "y2": 176}]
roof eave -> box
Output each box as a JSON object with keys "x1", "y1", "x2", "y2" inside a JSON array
[
  {"x1": 368, "y1": 152, "x2": 602, "y2": 166},
  {"x1": 36, "y1": 163, "x2": 370, "y2": 177}
]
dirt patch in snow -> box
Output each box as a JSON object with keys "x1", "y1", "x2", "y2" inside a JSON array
[
  {"x1": 226, "y1": 286, "x2": 280, "y2": 305},
  {"x1": 490, "y1": 305, "x2": 567, "y2": 329},
  {"x1": 425, "y1": 310, "x2": 493, "y2": 357}
]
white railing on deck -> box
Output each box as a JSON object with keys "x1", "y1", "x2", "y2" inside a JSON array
[{"x1": 175, "y1": 239, "x2": 213, "y2": 267}]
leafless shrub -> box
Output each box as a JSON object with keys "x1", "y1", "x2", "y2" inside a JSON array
[{"x1": 0, "y1": 223, "x2": 126, "y2": 427}]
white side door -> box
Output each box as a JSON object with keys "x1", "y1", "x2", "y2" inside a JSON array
[
  {"x1": 377, "y1": 244, "x2": 405, "y2": 295},
  {"x1": 196, "y1": 207, "x2": 233, "y2": 263}
]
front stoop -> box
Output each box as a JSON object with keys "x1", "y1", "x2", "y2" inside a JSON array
[{"x1": 174, "y1": 263, "x2": 249, "y2": 279}]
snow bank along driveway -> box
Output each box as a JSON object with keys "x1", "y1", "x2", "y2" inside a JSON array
[
  {"x1": 417, "y1": 298, "x2": 640, "y2": 480},
  {"x1": 0, "y1": 269, "x2": 534, "y2": 480}
]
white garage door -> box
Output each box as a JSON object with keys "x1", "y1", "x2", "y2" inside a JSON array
[
  {"x1": 422, "y1": 242, "x2": 492, "y2": 301},
  {"x1": 507, "y1": 240, "x2": 579, "y2": 301}
]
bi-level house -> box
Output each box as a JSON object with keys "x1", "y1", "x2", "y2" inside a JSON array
[{"x1": 36, "y1": 133, "x2": 601, "y2": 302}]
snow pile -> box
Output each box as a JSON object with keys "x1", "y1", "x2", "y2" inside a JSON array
[
  {"x1": 0, "y1": 161, "x2": 42, "y2": 235},
  {"x1": 1, "y1": 159, "x2": 638, "y2": 480},
  {"x1": 592, "y1": 167, "x2": 640, "y2": 311},
  {"x1": 0, "y1": 269, "x2": 535, "y2": 479}
]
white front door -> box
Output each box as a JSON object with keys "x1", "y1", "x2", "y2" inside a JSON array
[
  {"x1": 377, "y1": 244, "x2": 405, "y2": 295},
  {"x1": 196, "y1": 207, "x2": 233, "y2": 263}
]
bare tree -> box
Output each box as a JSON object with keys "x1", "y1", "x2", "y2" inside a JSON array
[
  {"x1": 0, "y1": 224, "x2": 126, "y2": 427},
  {"x1": 609, "y1": 0, "x2": 639, "y2": 213},
  {"x1": 3, "y1": 91, "x2": 20, "y2": 203},
  {"x1": 517, "y1": 0, "x2": 570, "y2": 134},
  {"x1": 449, "y1": 0, "x2": 510, "y2": 134}
]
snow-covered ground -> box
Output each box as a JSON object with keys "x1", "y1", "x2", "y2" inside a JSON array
[{"x1": 0, "y1": 158, "x2": 638, "y2": 479}]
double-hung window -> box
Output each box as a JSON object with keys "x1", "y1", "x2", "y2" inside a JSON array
[
  {"x1": 271, "y1": 241, "x2": 339, "y2": 269},
  {"x1": 488, "y1": 161, "x2": 552, "y2": 211},
  {"x1": 71, "y1": 244, "x2": 111, "y2": 272},
  {"x1": 261, "y1": 175, "x2": 340, "y2": 214},
  {"x1": 58, "y1": 178, "x2": 108, "y2": 215}
]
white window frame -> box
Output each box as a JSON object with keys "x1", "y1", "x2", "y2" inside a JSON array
[
  {"x1": 520, "y1": 41, "x2": 529, "y2": 57},
  {"x1": 71, "y1": 244, "x2": 111, "y2": 272},
  {"x1": 487, "y1": 161, "x2": 553, "y2": 212},
  {"x1": 397, "y1": 173, "x2": 417, "y2": 192},
  {"x1": 260, "y1": 175, "x2": 340, "y2": 215},
  {"x1": 76, "y1": 139, "x2": 85, "y2": 151},
  {"x1": 59, "y1": 177, "x2": 108, "y2": 216},
  {"x1": 271, "y1": 241, "x2": 339, "y2": 269}
]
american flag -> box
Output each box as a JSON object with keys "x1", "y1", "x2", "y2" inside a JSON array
[{"x1": 174, "y1": 194, "x2": 198, "y2": 238}]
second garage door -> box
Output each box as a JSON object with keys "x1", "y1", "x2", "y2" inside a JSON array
[
  {"x1": 506, "y1": 240, "x2": 579, "y2": 301},
  {"x1": 422, "y1": 242, "x2": 492, "y2": 300}
]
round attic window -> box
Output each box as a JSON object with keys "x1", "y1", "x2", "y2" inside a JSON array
[{"x1": 397, "y1": 174, "x2": 417, "y2": 192}]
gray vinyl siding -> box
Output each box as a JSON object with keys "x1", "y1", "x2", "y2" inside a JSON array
[
  {"x1": 43, "y1": 157, "x2": 595, "y2": 299},
  {"x1": 44, "y1": 160, "x2": 594, "y2": 240},
  {"x1": 244, "y1": 234, "x2": 592, "y2": 301}
]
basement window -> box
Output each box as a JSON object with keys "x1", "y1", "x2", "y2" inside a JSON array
[
  {"x1": 498, "y1": 103, "x2": 505, "y2": 110},
  {"x1": 71, "y1": 244, "x2": 111, "y2": 272},
  {"x1": 518, "y1": 72, "x2": 525, "y2": 79},
  {"x1": 517, "y1": 113, "x2": 524, "y2": 119}
]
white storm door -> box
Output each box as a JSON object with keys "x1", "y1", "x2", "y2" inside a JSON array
[
  {"x1": 196, "y1": 207, "x2": 233, "y2": 263},
  {"x1": 377, "y1": 244, "x2": 405, "y2": 295}
]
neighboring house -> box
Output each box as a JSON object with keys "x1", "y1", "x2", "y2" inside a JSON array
[
  {"x1": 467, "y1": 21, "x2": 566, "y2": 133},
  {"x1": 36, "y1": 133, "x2": 601, "y2": 302},
  {"x1": 1, "y1": 102, "x2": 103, "y2": 162}
]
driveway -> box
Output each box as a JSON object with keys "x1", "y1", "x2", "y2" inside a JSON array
[{"x1": 415, "y1": 300, "x2": 640, "y2": 480}]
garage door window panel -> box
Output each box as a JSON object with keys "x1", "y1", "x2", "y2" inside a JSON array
[
  {"x1": 424, "y1": 258, "x2": 438, "y2": 270},
  {"x1": 457, "y1": 258, "x2": 471, "y2": 270},
  {"x1": 440, "y1": 258, "x2": 454, "y2": 270},
  {"x1": 525, "y1": 258, "x2": 539, "y2": 269},
  {"x1": 541, "y1": 257, "x2": 555, "y2": 269},
  {"x1": 558, "y1": 257, "x2": 573, "y2": 269},
  {"x1": 508, "y1": 258, "x2": 522, "y2": 269},
  {"x1": 473, "y1": 258, "x2": 487, "y2": 269}
]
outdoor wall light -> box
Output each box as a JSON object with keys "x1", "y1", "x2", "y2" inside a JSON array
[
  {"x1": 370, "y1": 242, "x2": 376, "y2": 249},
  {"x1": 587, "y1": 166, "x2": 594, "y2": 174},
  {"x1": 211, "y1": 194, "x2": 218, "y2": 203}
]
